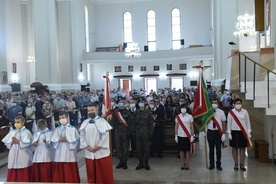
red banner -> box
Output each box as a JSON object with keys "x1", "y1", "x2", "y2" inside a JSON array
[{"x1": 103, "y1": 74, "x2": 111, "y2": 120}]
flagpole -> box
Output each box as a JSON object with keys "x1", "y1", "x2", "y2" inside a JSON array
[{"x1": 204, "y1": 130, "x2": 208, "y2": 169}]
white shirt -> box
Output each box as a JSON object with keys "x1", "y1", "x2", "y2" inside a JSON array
[
  {"x1": 227, "y1": 108, "x2": 251, "y2": 132},
  {"x1": 79, "y1": 116, "x2": 112, "y2": 160},
  {"x1": 25, "y1": 106, "x2": 36, "y2": 119},
  {"x1": 175, "y1": 113, "x2": 194, "y2": 137},
  {"x1": 2, "y1": 127, "x2": 33, "y2": 169},
  {"x1": 207, "y1": 108, "x2": 226, "y2": 131},
  {"x1": 32, "y1": 129, "x2": 54, "y2": 163},
  {"x1": 51, "y1": 124, "x2": 79, "y2": 162}
]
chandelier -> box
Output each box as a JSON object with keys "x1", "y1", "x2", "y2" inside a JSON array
[
  {"x1": 233, "y1": 13, "x2": 256, "y2": 38},
  {"x1": 27, "y1": 54, "x2": 36, "y2": 63},
  {"x1": 125, "y1": 42, "x2": 141, "y2": 58}
]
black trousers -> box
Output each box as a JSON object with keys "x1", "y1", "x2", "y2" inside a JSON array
[{"x1": 207, "y1": 129, "x2": 222, "y2": 167}]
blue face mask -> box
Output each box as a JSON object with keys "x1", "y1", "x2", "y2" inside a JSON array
[
  {"x1": 117, "y1": 103, "x2": 124, "y2": 108},
  {"x1": 138, "y1": 103, "x2": 144, "y2": 108}
]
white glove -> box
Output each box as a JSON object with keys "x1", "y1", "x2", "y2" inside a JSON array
[
  {"x1": 190, "y1": 136, "x2": 195, "y2": 143},
  {"x1": 175, "y1": 135, "x2": 178, "y2": 143},
  {"x1": 228, "y1": 133, "x2": 232, "y2": 140},
  {"x1": 247, "y1": 133, "x2": 252, "y2": 139},
  {"x1": 221, "y1": 134, "x2": 226, "y2": 142}
]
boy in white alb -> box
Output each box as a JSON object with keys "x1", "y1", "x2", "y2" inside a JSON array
[
  {"x1": 51, "y1": 111, "x2": 80, "y2": 183},
  {"x1": 2, "y1": 116, "x2": 33, "y2": 182},
  {"x1": 79, "y1": 102, "x2": 114, "y2": 184},
  {"x1": 32, "y1": 119, "x2": 54, "y2": 182}
]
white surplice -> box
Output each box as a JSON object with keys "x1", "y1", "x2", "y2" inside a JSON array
[
  {"x1": 2, "y1": 127, "x2": 33, "y2": 169},
  {"x1": 51, "y1": 124, "x2": 79, "y2": 162},
  {"x1": 79, "y1": 116, "x2": 112, "y2": 160},
  {"x1": 32, "y1": 128, "x2": 54, "y2": 163}
]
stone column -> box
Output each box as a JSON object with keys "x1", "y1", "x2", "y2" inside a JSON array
[{"x1": 32, "y1": 0, "x2": 60, "y2": 90}]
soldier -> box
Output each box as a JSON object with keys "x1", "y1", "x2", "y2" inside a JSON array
[
  {"x1": 149, "y1": 99, "x2": 165, "y2": 158},
  {"x1": 129, "y1": 99, "x2": 137, "y2": 157},
  {"x1": 133, "y1": 100, "x2": 154, "y2": 170},
  {"x1": 110, "y1": 100, "x2": 131, "y2": 169}
]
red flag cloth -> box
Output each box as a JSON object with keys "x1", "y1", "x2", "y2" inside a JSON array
[
  {"x1": 103, "y1": 75, "x2": 111, "y2": 119},
  {"x1": 192, "y1": 71, "x2": 214, "y2": 131}
]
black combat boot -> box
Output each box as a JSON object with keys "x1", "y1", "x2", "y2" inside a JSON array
[
  {"x1": 135, "y1": 159, "x2": 144, "y2": 170},
  {"x1": 145, "y1": 159, "x2": 150, "y2": 170},
  {"x1": 123, "y1": 160, "x2": 128, "y2": 169},
  {"x1": 116, "y1": 159, "x2": 123, "y2": 169}
]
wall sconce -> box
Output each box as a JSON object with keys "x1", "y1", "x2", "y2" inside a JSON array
[
  {"x1": 159, "y1": 73, "x2": 166, "y2": 79},
  {"x1": 133, "y1": 74, "x2": 140, "y2": 80},
  {"x1": 188, "y1": 71, "x2": 198, "y2": 79},
  {"x1": 11, "y1": 74, "x2": 19, "y2": 83},
  {"x1": 78, "y1": 73, "x2": 84, "y2": 81}
]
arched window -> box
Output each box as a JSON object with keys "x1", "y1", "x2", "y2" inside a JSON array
[
  {"x1": 171, "y1": 8, "x2": 181, "y2": 50},
  {"x1": 84, "y1": 6, "x2": 89, "y2": 52},
  {"x1": 123, "y1": 11, "x2": 132, "y2": 43},
  {"x1": 147, "y1": 10, "x2": 156, "y2": 51}
]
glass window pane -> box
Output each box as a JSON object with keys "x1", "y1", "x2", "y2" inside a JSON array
[
  {"x1": 148, "y1": 42, "x2": 156, "y2": 51},
  {"x1": 147, "y1": 10, "x2": 156, "y2": 46}
]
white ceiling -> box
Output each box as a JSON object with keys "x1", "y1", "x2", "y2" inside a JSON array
[{"x1": 92, "y1": 0, "x2": 155, "y2": 5}]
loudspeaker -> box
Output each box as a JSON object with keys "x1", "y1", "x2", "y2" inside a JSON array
[
  {"x1": 123, "y1": 42, "x2": 127, "y2": 48},
  {"x1": 144, "y1": 45, "x2": 148, "y2": 51},
  {"x1": 180, "y1": 39, "x2": 184, "y2": 45},
  {"x1": 255, "y1": 0, "x2": 265, "y2": 31}
]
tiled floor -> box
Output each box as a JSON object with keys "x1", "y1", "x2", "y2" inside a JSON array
[{"x1": 0, "y1": 132, "x2": 275, "y2": 183}]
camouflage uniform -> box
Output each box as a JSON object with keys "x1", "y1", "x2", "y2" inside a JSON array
[
  {"x1": 110, "y1": 108, "x2": 131, "y2": 169},
  {"x1": 133, "y1": 108, "x2": 154, "y2": 170}
]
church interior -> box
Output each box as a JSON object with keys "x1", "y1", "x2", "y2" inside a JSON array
[{"x1": 0, "y1": 0, "x2": 276, "y2": 183}]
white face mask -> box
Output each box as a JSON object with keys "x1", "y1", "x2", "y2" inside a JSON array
[
  {"x1": 235, "y1": 104, "x2": 242, "y2": 110},
  {"x1": 111, "y1": 102, "x2": 115, "y2": 106},
  {"x1": 59, "y1": 118, "x2": 68, "y2": 125},
  {"x1": 149, "y1": 104, "x2": 154, "y2": 109},
  {"x1": 12, "y1": 103, "x2": 16, "y2": 107},
  {"x1": 212, "y1": 104, "x2": 218, "y2": 109},
  {"x1": 181, "y1": 108, "x2": 186, "y2": 114},
  {"x1": 130, "y1": 104, "x2": 135, "y2": 108}
]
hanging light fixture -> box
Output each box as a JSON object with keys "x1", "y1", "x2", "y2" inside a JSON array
[
  {"x1": 125, "y1": 42, "x2": 141, "y2": 58},
  {"x1": 233, "y1": 13, "x2": 256, "y2": 38}
]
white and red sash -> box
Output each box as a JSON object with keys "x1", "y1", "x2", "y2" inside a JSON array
[
  {"x1": 229, "y1": 110, "x2": 253, "y2": 149},
  {"x1": 115, "y1": 110, "x2": 128, "y2": 128},
  {"x1": 211, "y1": 117, "x2": 227, "y2": 148},
  {"x1": 176, "y1": 115, "x2": 195, "y2": 153}
]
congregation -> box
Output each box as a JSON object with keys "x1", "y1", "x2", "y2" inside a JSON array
[{"x1": 0, "y1": 87, "x2": 251, "y2": 183}]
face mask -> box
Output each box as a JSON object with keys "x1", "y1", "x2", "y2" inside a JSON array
[
  {"x1": 56, "y1": 97, "x2": 60, "y2": 100},
  {"x1": 149, "y1": 104, "x2": 154, "y2": 109},
  {"x1": 88, "y1": 112, "x2": 97, "y2": 119},
  {"x1": 181, "y1": 108, "x2": 186, "y2": 114},
  {"x1": 28, "y1": 103, "x2": 32, "y2": 106},
  {"x1": 12, "y1": 103, "x2": 16, "y2": 107},
  {"x1": 117, "y1": 103, "x2": 124, "y2": 108},
  {"x1": 111, "y1": 102, "x2": 115, "y2": 106},
  {"x1": 138, "y1": 103, "x2": 144, "y2": 108},
  {"x1": 130, "y1": 104, "x2": 135, "y2": 108},
  {"x1": 212, "y1": 104, "x2": 218, "y2": 109},
  {"x1": 179, "y1": 102, "x2": 184, "y2": 105},
  {"x1": 59, "y1": 118, "x2": 68, "y2": 125},
  {"x1": 235, "y1": 104, "x2": 242, "y2": 110},
  {"x1": 14, "y1": 123, "x2": 23, "y2": 129},
  {"x1": 125, "y1": 103, "x2": 130, "y2": 107}
]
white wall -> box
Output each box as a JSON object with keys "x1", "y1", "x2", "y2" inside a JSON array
[
  {"x1": 88, "y1": 59, "x2": 212, "y2": 91},
  {"x1": 95, "y1": 0, "x2": 212, "y2": 50}
]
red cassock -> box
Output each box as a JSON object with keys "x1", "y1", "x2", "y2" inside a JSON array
[
  {"x1": 7, "y1": 166, "x2": 32, "y2": 182},
  {"x1": 32, "y1": 162, "x2": 53, "y2": 182},
  {"x1": 85, "y1": 156, "x2": 114, "y2": 184},
  {"x1": 52, "y1": 162, "x2": 80, "y2": 183}
]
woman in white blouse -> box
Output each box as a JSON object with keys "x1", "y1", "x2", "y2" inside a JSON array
[
  {"x1": 25, "y1": 100, "x2": 36, "y2": 132},
  {"x1": 175, "y1": 104, "x2": 194, "y2": 170},
  {"x1": 227, "y1": 98, "x2": 251, "y2": 171}
]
